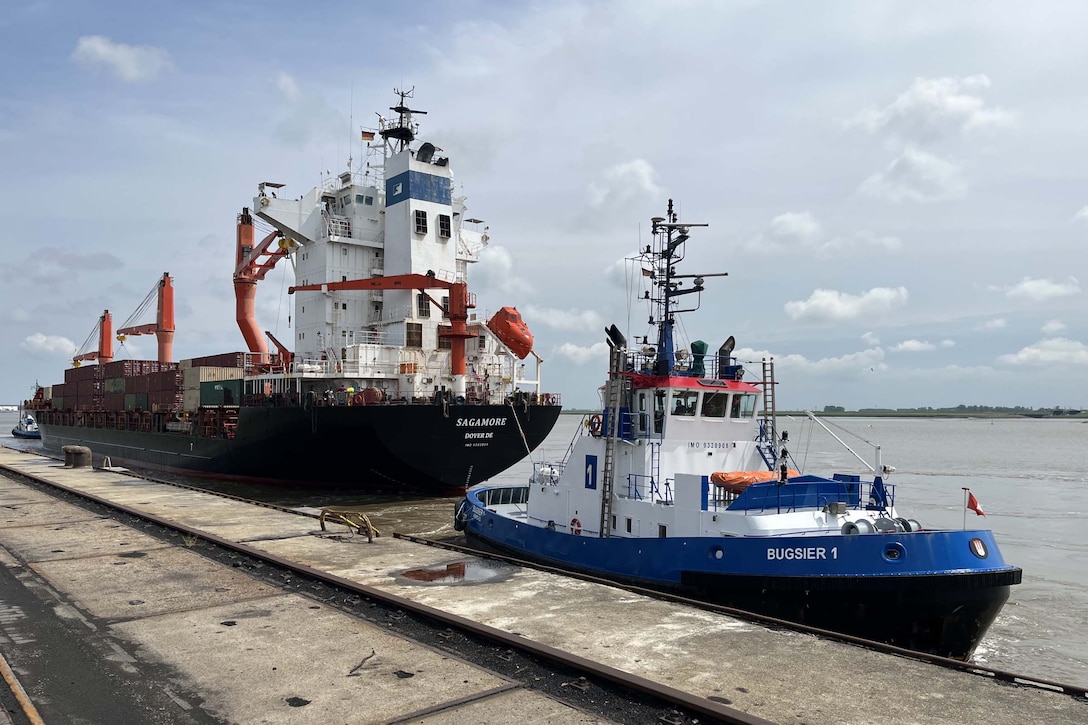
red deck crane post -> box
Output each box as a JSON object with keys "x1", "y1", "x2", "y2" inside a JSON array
[
  {"x1": 115, "y1": 273, "x2": 176, "y2": 362},
  {"x1": 72, "y1": 310, "x2": 114, "y2": 366},
  {"x1": 234, "y1": 207, "x2": 291, "y2": 364}
]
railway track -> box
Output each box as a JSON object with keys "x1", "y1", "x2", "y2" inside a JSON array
[
  {"x1": 0, "y1": 458, "x2": 772, "y2": 725},
  {"x1": 2, "y1": 454, "x2": 1085, "y2": 725}
]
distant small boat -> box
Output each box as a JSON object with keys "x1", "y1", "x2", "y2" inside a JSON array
[{"x1": 11, "y1": 411, "x2": 41, "y2": 439}]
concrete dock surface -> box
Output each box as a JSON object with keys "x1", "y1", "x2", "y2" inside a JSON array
[{"x1": 0, "y1": 446, "x2": 1084, "y2": 724}]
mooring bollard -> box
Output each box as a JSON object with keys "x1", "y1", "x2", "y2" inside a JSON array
[{"x1": 61, "y1": 445, "x2": 92, "y2": 469}]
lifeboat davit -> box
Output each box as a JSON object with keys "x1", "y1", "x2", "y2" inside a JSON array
[{"x1": 487, "y1": 306, "x2": 533, "y2": 359}]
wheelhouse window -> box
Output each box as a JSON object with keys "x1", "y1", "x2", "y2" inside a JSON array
[
  {"x1": 414, "y1": 209, "x2": 428, "y2": 234},
  {"x1": 417, "y1": 293, "x2": 431, "y2": 318},
  {"x1": 671, "y1": 390, "x2": 698, "y2": 417},
  {"x1": 406, "y1": 322, "x2": 423, "y2": 348},
  {"x1": 438, "y1": 214, "x2": 452, "y2": 239},
  {"x1": 437, "y1": 325, "x2": 452, "y2": 350},
  {"x1": 738, "y1": 393, "x2": 757, "y2": 418},
  {"x1": 702, "y1": 391, "x2": 729, "y2": 418}
]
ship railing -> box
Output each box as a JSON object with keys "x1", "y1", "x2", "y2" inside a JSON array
[
  {"x1": 620, "y1": 350, "x2": 746, "y2": 381},
  {"x1": 622, "y1": 473, "x2": 673, "y2": 504}
]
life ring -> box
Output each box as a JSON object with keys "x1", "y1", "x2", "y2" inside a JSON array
[
  {"x1": 588, "y1": 415, "x2": 602, "y2": 435},
  {"x1": 570, "y1": 517, "x2": 582, "y2": 535},
  {"x1": 353, "y1": 393, "x2": 364, "y2": 406}
]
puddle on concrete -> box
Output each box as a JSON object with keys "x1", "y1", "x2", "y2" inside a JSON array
[{"x1": 396, "y1": 559, "x2": 514, "y2": 586}]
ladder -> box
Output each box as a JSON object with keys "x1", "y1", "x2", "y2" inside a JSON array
[
  {"x1": 598, "y1": 344, "x2": 626, "y2": 538},
  {"x1": 758, "y1": 358, "x2": 779, "y2": 466}
]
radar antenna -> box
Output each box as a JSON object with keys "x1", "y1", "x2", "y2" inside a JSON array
[{"x1": 379, "y1": 86, "x2": 427, "y2": 152}]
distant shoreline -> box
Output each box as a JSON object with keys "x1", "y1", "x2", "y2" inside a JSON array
[{"x1": 560, "y1": 409, "x2": 1088, "y2": 419}]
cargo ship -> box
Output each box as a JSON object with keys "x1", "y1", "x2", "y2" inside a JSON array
[{"x1": 27, "y1": 89, "x2": 561, "y2": 494}]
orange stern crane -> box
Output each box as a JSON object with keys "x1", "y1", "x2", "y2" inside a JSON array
[
  {"x1": 235, "y1": 207, "x2": 294, "y2": 364},
  {"x1": 72, "y1": 310, "x2": 114, "y2": 366},
  {"x1": 288, "y1": 274, "x2": 477, "y2": 387},
  {"x1": 115, "y1": 273, "x2": 176, "y2": 363}
]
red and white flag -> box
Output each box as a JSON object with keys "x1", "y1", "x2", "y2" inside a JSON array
[{"x1": 966, "y1": 490, "x2": 985, "y2": 516}]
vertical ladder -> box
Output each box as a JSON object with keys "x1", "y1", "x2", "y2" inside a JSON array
[
  {"x1": 648, "y1": 440, "x2": 662, "y2": 502},
  {"x1": 759, "y1": 357, "x2": 778, "y2": 459},
  {"x1": 598, "y1": 344, "x2": 626, "y2": 538}
]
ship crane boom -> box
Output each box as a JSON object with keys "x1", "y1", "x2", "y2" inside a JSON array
[
  {"x1": 289, "y1": 274, "x2": 476, "y2": 382},
  {"x1": 115, "y1": 273, "x2": 176, "y2": 363}
]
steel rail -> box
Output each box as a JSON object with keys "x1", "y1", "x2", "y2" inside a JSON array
[{"x1": 0, "y1": 460, "x2": 774, "y2": 725}]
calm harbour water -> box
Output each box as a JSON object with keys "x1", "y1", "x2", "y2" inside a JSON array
[{"x1": 3, "y1": 411, "x2": 1086, "y2": 688}]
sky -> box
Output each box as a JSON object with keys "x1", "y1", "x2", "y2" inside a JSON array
[{"x1": 2, "y1": 0, "x2": 1087, "y2": 410}]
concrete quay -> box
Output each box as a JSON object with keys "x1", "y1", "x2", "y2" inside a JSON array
[{"x1": 0, "y1": 446, "x2": 1085, "y2": 725}]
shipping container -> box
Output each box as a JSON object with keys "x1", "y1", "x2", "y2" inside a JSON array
[
  {"x1": 188, "y1": 352, "x2": 247, "y2": 368},
  {"x1": 200, "y1": 379, "x2": 242, "y2": 406},
  {"x1": 52, "y1": 396, "x2": 64, "y2": 410},
  {"x1": 183, "y1": 366, "x2": 244, "y2": 389},
  {"x1": 104, "y1": 377, "x2": 126, "y2": 394},
  {"x1": 183, "y1": 388, "x2": 201, "y2": 411},
  {"x1": 124, "y1": 393, "x2": 149, "y2": 411},
  {"x1": 103, "y1": 393, "x2": 125, "y2": 412}
]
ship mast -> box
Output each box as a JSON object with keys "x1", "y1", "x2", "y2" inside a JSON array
[
  {"x1": 378, "y1": 86, "x2": 426, "y2": 154},
  {"x1": 646, "y1": 199, "x2": 722, "y2": 375}
]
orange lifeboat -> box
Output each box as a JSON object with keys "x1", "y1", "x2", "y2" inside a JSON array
[
  {"x1": 486, "y1": 306, "x2": 533, "y2": 359},
  {"x1": 710, "y1": 469, "x2": 800, "y2": 495}
]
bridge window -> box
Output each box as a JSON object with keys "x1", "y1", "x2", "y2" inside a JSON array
[
  {"x1": 414, "y1": 209, "x2": 428, "y2": 235},
  {"x1": 406, "y1": 323, "x2": 423, "y2": 348},
  {"x1": 417, "y1": 293, "x2": 430, "y2": 318},
  {"x1": 437, "y1": 325, "x2": 452, "y2": 350},
  {"x1": 702, "y1": 392, "x2": 728, "y2": 418},
  {"x1": 739, "y1": 394, "x2": 756, "y2": 418},
  {"x1": 671, "y1": 390, "x2": 698, "y2": 417},
  {"x1": 438, "y1": 214, "x2": 451, "y2": 239}
]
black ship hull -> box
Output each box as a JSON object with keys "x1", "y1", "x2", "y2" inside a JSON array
[{"x1": 38, "y1": 403, "x2": 561, "y2": 495}]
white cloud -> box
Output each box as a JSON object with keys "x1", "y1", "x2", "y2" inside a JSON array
[
  {"x1": 1005, "y1": 276, "x2": 1080, "y2": 301},
  {"x1": 851, "y1": 74, "x2": 1015, "y2": 144},
  {"x1": 784, "y1": 287, "x2": 909, "y2": 322},
  {"x1": 891, "y1": 339, "x2": 935, "y2": 352},
  {"x1": 819, "y1": 231, "x2": 902, "y2": 254},
  {"x1": 471, "y1": 245, "x2": 533, "y2": 297},
  {"x1": 277, "y1": 72, "x2": 301, "y2": 102},
  {"x1": 858, "y1": 147, "x2": 967, "y2": 203},
  {"x1": 587, "y1": 159, "x2": 664, "y2": 212},
  {"x1": 738, "y1": 346, "x2": 887, "y2": 377},
  {"x1": 523, "y1": 305, "x2": 603, "y2": 333},
  {"x1": 555, "y1": 341, "x2": 609, "y2": 365},
  {"x1": 998, "y1": 338, "x2": 1088, "y2": 366},
  {"x1": 21, "y1": 333, "x2": 77, "y2": 357},
  {"x1": 1072, "y1": 205, "x2": 1088, "y2": 224},
  {"x1": 11, "y1": 308, "x2": 30, "y2": 322},
  {"x1": 940, "y1": 339, "x2": 956, "y2": 348},
  {"x1": 861, "y1": 331, "x2": 880, "y2": 346},
  {"x1": 71, "y1": 36, "x2": 172, "y2": 82},
  {"x1": 979, "y1": 318, "x2": 1007, "y2": 330},
  {"x1": 1042, "y1": 319, "x2": 1066, "y2": 335}
]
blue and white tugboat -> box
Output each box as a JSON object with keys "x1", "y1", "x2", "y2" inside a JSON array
[
  {"x1": 457, "y1": 200, "x2": 1021, "y2": 660},
  {"x1": 11, "y1": 409, "x2": 41, "y2": 439}
]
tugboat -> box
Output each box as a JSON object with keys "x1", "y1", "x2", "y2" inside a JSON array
[
  {"x1": 27, "y1": 89, "x2": 561, "y2": 494},
  {"x1": 456, "y1": 200, "x2": 1021, "y2": 660},
  {"x1": 11, "y1": 410, "x2": 40, "y2": 439}
]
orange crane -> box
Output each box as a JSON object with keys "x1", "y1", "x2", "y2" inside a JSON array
[
  {"x1": 115, "y1": 273, "x2": 176, "y2": 362},
  {"x1": 72, "y1": 310, "x2": 114, "y2": 366},
  {"x1": 288, "y1": 275, "x2": 476, "y2": 381},
  {"x1": 234, "y1": 207, "x2": 293, "y2": 363}
]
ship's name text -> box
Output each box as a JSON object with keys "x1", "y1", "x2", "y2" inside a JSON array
[
  {"x1": 766, "y1": 546, "x2": 838, "y2": 561},
  {"x1": 456, "y1": 417, "x2": 508, "y2": 427}
]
